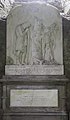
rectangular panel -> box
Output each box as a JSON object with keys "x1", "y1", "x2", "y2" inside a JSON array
[{"x1": 10, "y1": 89, "x2": 58, "y2": 107}]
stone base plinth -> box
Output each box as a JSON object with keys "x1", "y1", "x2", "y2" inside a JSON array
[
  {"x1": 0, "y1": 75, "x2": 69, "y2": 120},
  {"x1": 5, "y1": 65, "x2": 64, "y2": 75}
]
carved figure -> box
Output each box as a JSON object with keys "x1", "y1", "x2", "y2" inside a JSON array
[
  {"x1": 14, "y1": 22, "x2": 31, "y2": 64},
  {"x1": 13, "y1": 18, "x2": 59, "y2": 65}
]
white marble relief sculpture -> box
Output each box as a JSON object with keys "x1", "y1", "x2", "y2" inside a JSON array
[
  {"x1": 7, "y1": 17, "x2": 61, "y2": 65},
  {"x1": 6, "y1": 3, "x2": 63, "y2": 75}
]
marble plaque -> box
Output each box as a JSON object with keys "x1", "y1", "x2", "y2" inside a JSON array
[
  {"x1": 10, "y1": 89, "x2": 58, "y2": 107},
  {"x1": 6, "y1": 2, "x2": 63, "y2": 75}
]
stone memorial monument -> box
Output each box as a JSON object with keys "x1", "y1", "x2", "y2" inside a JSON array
[
  {"x1": 0, "y1": 1, "x2": 69, "y2": 120},
  {"x1": 6, "y1": 2, "x2": 63, "y2": 75}
]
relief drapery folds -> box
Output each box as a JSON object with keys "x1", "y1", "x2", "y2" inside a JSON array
[{"x1": 13, "y1": 18, "x2": 59, "y2": 65}]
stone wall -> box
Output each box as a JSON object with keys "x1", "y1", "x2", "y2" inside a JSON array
[
  {"x1": 63, "y1": 18, "x2": 70, "y2": 120},
  {"x1": 0, "y1": 20, "x2": 6, "y2": 77},
  {"x1": 0, "y1": 20, "x2": 6, "y2": 119},
  {"x1": 63, "y1": 18, "x2": 70, "y2": 78}
]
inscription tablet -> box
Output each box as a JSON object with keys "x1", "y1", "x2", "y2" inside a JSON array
[{"x1": 10, "y1": 89, "x2": 58, "y2": 107}]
